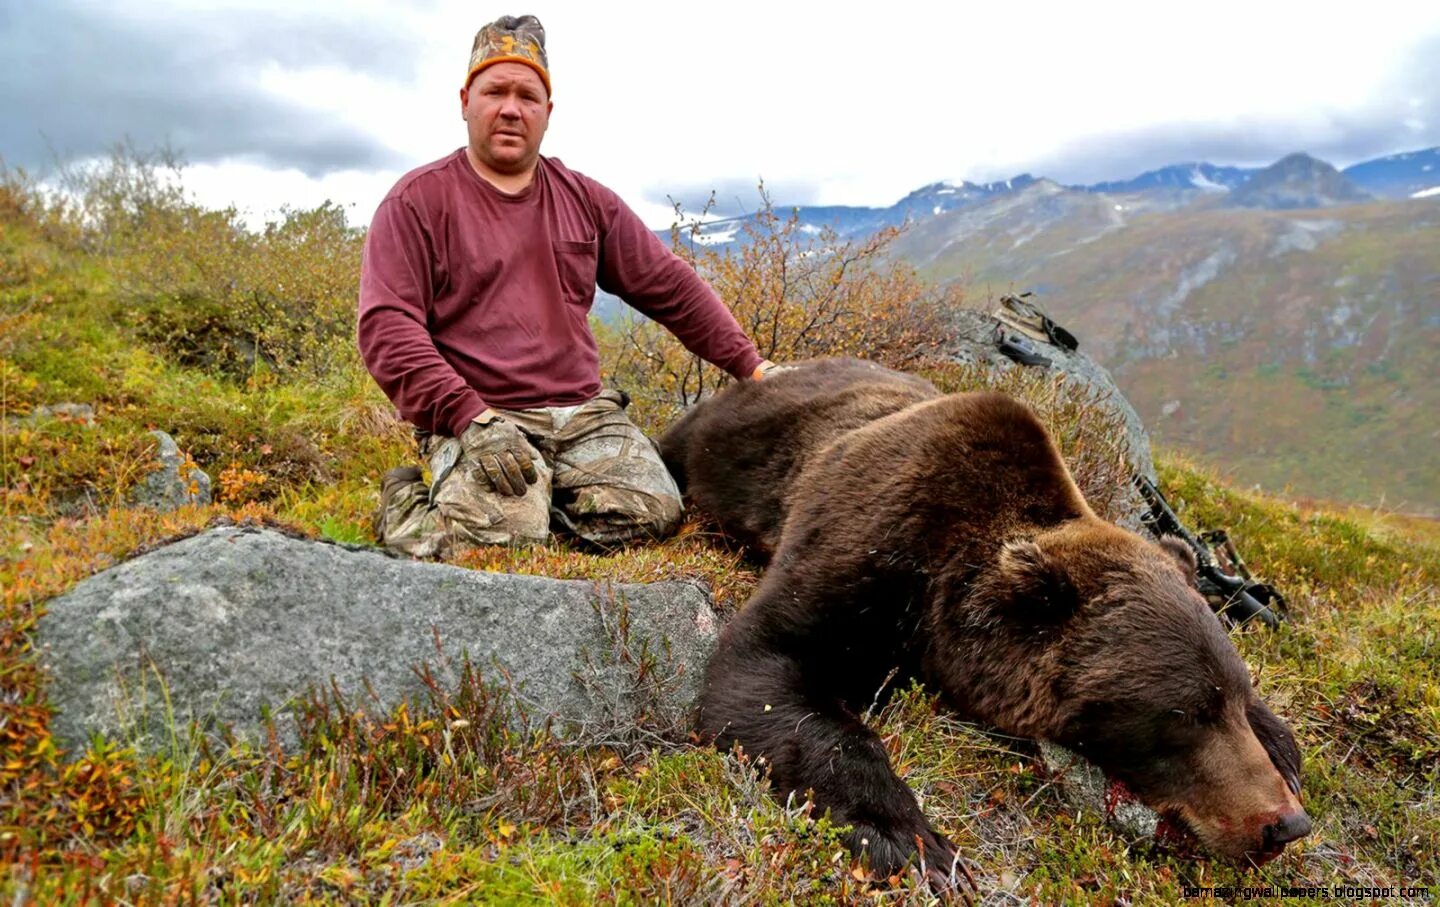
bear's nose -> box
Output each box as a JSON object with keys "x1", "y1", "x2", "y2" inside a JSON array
[{"x1": 1262, "y1": 810, "x2": 1312, "y2": 850}]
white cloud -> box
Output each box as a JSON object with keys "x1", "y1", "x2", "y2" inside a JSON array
[{"x1": 180, "y1": 161, "x2": 401, "y2": 229}]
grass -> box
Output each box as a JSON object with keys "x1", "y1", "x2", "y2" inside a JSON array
[{"x1": 2, "y1": 169, "x2": 1438, "y2": 904}]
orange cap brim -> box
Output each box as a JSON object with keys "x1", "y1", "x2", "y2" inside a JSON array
[{"x1": 465, "y1": 56, "x2": 551, "y2": 97}]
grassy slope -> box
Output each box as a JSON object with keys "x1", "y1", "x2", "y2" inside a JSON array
[
  {"x1": 901, "y1": 197, "x2": 1440, "y2": 516},
  {"x1": 3, "y1": 209, "x2": 1439, "y2": 904}
]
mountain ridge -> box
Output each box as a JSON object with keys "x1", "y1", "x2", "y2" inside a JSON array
[{"x1": 675, "y1": 146, "x2": 1439, "y2": 248}]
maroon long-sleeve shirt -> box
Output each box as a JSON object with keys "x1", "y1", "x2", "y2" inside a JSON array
[{"x1": 357, "y1": 150, "x2": 763, "y2": 437}]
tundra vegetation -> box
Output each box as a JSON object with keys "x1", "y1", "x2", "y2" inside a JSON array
[{"x1": 1, "y1": 149, "x2": 1437, "y2": 904}]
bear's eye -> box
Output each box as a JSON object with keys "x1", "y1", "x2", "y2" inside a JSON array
[{"x1": 1163, "y1": 703, "x2": 1218, "y2": 730}]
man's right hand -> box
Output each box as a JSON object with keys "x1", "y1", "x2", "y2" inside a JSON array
[
  {"x1": 751, "y1": 359, "x2": 794, "y2": 380},
  {"x1": 460, "y1": 412, "x2": 539, "y2": 496}
]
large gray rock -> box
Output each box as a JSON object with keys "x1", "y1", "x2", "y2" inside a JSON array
[{"x1": 39, "y1": 526, "x2": 718, "y2": 754}]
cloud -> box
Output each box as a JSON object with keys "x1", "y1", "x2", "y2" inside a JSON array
[
  {"x1": 1004, "y1": 34, "x2": 1440, "y2": 185},
  {"x1": 0, "y1": 0, "x2": 424, "y2": 174}
]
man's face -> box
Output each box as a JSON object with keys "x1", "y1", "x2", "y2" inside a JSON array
[{"x1": 460, "y1": 62, "x2": 552, "y2": 177}]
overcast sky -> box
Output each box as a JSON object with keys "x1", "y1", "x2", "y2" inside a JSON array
[{"x1": 3, "y1": 0, "x2": 1439, "y2": 227}]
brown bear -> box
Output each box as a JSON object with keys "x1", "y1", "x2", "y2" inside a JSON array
[{"x1": 660, "y1": 358, "x2": 1309, "y2": 882}]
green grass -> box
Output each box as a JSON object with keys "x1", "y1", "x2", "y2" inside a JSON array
[{"x1": 3, "y1": 174, "x2": 1438, "y2": 904}]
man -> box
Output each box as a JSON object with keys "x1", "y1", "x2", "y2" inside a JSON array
[{"x1": 359, "y1": 14, "x2": 774, "y2": 557}]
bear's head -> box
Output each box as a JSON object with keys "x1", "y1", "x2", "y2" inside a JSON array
[{"x1": 931, "y1": 520, "x2": 1310, "y2": 863}]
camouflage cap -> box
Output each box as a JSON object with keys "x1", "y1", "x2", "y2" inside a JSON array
[{"x1": 466, "y1": 15, "x2": 550, "y2": 96}]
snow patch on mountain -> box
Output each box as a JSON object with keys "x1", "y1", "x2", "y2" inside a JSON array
[
  {"x1": 1189, "y1": 168, "x2": 1230, "y2": 192},
  {"x1": 693, "y1": 226, "x2": 739, "y2": 245}
]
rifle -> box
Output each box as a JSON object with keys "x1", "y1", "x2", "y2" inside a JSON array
[{"x1": 1133, "y1": 475, "x2": 1286, "y2": 628}]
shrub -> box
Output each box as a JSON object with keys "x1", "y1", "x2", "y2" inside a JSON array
[
  {"x1": 111, "y1": 199, "x2": 362, "y2": 382},
  {"x1": 597, "y1": 190, "x2": 961, "y2": 425},
  {"x1": 13, "y1": 145, "x2": 364, "y2": 382}
]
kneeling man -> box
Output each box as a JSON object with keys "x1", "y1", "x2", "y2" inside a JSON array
[{"x1": 359, "y1": 15, "x2": 772, "y2": 556}]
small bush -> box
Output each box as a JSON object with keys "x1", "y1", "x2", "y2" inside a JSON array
[
  {"x1": 598, "y1": 189, "x2": 961, "y2": 426},
  {"x1": 13, "y1": 145, "x2": 363, "y2": 382},
  {"x1": 111, "y1": 200, "x2": 362, "y2": 381}
]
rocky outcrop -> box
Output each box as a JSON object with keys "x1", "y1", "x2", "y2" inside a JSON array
[
  {"x1": 39, "y1": 526, "x2": 718, "y2": 754},
  {"x1": 29, "y1": 402, "x2": 96, "y2": 425},
  {"x1": 128, "y1": 430, "x2": 212, "y2": 511}
]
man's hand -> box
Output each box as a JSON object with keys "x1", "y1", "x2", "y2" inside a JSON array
[
  {"x1": 460, "y1": 412, "x2": 539, "y2": 496},
  {"x1": 751, "y1": 359, "x2": 792, "y2": 380}
]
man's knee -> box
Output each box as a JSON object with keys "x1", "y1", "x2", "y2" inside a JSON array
[
  {"x1": 556, "y1": 482, "x2": 682, "y2": 545},
  {"x1": 433, "y1": 463, "x2": 552, "y2": 547},
  {"x1": 378, "y1": 435, "x2": 552, "y2": 554}
]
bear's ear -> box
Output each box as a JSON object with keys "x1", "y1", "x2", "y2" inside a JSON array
[
  {"x1": 997, "y1": 540, "x2": 1077, "y2": 620},
  {"x1": 1157, "y1": 535, "x2": 1199, "y2": 588}
]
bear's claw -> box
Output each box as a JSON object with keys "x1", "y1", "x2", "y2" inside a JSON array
[{"x1": 847, "y1": 821, "x2": 973, "y2": 898}]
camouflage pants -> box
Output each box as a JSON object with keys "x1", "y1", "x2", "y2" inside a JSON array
[{"x1": 375, "y1": 390, "x2": 682, "y2": 556}]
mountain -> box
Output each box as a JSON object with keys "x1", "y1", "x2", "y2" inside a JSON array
[
  {"x1": 890, "y1": 182, "x2": 1440, "y2": 513},
  {"x1": 675, "y1": 149, "x2": 1432, "y2": 250},
  {"x1": 678, "y1": 175, "x2": 1046, "y2": 248},
  {"x1": 629, "y1": 148, "x2": 1438, "y2": 510},
  {"x1": 1226, "y1": 153, "x2": 1373, "y2": 210},
  {"x1": 1084, "y1": 162, "x2": 1256, "y2": 194},
  {"x1": 1342, "y1": 147, "x2": 1440, "y2": 199},
  {"x1": 888, "y1": 174, "x2": 1042, "y2": 220}
]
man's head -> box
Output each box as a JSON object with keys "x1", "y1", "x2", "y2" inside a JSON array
[
  {"x1": 465, "y1": 14, "x2": 550, "y2": 96},
  {"x1": 460, "y1": 15, "x2": 552, "y2": 181}
]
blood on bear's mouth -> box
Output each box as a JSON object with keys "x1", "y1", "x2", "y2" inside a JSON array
[
  {"x1": 1101, "y1": 778, "x2": 1205, "y2": 861},
  {"x1": 1152, "y1": 810, "x2": 1297, "y2": 866},
  {"x1": 1153, "y1": 811, "x2": 1205, "y2": 859}
]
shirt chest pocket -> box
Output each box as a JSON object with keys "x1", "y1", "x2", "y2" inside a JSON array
[{"x1": 552, "y1": 238, "x2": 598, "y2": 308}]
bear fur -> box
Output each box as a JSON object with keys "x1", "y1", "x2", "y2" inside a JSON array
[{"x1": 660, "y1": 358, "x2": 1309, "y2": 879}]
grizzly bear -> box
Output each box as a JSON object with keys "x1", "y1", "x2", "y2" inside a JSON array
[{"x1": 660, "y1": 358, "x2": 1310, "y2": 881}]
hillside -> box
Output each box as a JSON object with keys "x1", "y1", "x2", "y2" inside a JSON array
[
  {"x1": 3, "y1": 166, "x2": 1439, "y2": 904},
  {"x1": 894, "y1": 191, "x2": 1440, "y2": 515}
]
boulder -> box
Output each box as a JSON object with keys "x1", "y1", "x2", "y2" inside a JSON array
[
  {"x1": 129, "y1": 430, "x2": 212, "y2": 511},
  {"x1": 1039, "y1": 742, "x2": 1159, "y2": 841},
  {"x1": 39, "y1": 526, "x2": 718, "y2": 754}
]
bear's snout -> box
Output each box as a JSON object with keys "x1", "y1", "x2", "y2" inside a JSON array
[
  {"x1": 1259, "y1": 808, "x2": 1312, "y2": 854},
  {"x1": 1170, "y1": 721, "x2": 1310, "y2": 862}
]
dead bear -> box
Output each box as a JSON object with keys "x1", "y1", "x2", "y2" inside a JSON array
[{"x1": 660, "y1": 357, "x2": 1310, "y2": 880}]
